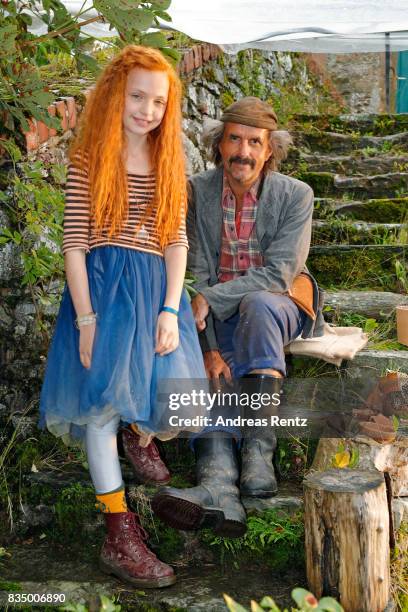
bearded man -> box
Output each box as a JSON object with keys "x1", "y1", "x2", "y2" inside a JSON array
[{"x1": 152, "y1": 97, "x2": 324, "y2": 537}]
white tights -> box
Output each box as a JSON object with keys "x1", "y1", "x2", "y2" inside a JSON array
[{"x1": 85, "y1": 414, "x2": 123, "y2": 494}]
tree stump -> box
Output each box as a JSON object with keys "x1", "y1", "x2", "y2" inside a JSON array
[
  {"x1": 304, "y1": 469, "x2": 390, "y2": 612},
  {"x1": 310, "y1": 436, "x2": 408, "y2": 476}
]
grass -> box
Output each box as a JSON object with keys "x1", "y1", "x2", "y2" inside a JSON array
[
  {"x1": 391, "y1": 521, "x2": 408, "y2": 612},
  {"x1": 201, "y1": 508, "x2": 305, "y2": 573},
  {"x1": 324, "y1": 310, "x2": 408, "y2": 352}
]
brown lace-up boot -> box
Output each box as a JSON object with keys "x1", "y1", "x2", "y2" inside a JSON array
[
  {"x1": 121, "y1": 427, "x2": 171, "y2": 485},
  {"x1": 100, "y1": 511, "x2": 176, "y2": 588}
]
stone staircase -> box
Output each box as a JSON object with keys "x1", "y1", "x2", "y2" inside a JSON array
[{"x1": 288, "y1": 113, "x2": 408, "y2": 379}]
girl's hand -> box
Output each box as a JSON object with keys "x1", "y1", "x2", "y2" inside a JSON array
[
  {"x1": 79, "y1": 323, "x2": 96, "y2": 369},
  {"x1": 155, "y1": 311, "x2": 179, "y2": 356}
]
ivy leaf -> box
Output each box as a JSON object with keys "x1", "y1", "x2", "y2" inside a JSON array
[
  {"x1": 140, "y1": 31, "x2": 168, "y2": 48},
  {"x1": 149, "y1": 0, "x2": 171, "y2": 9},
  {"x1": 94, "y1": 0, "x2": 154, "y2": 32},
  {"x1": 154, "y1": 9, "x2": 172, "y2": 22},
  {"x1": 348, "y1": 447, "x2": 359, "y2": 468},
  {"x1": 0, "y1": 23, "x2": 18, "y2": 58}
]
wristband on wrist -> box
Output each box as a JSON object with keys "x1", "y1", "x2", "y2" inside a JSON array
[
  {"x1": 75, "y1": 312, "x2": 97, "y2": 329},
  {"x1": 161, "y1": 306, "x2": 179, "y2": 317}
]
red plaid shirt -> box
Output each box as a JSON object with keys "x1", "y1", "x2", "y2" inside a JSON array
[{"x1": 218, "y1": 173, "x2": 264, "y2": 283}]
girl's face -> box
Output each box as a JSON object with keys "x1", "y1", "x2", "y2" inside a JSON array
[{"x1": 123, "y1": 67, "x2": 169, "y2": 138}]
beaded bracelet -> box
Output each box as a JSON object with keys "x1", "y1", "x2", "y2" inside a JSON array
[
  {"x1": 160, "y1": 306, "x2": 179, "y2": 317},
  {"x1": 75, "y1": 312, "x2": 97, "y2": 329}
]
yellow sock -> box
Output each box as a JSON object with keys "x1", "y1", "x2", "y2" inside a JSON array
[
  {"x1": 130, "y1": 423, "x2": 140, "y2": 435},
  {"x1": 95, "y1": 488, "x2": 127, "y2": 513}
]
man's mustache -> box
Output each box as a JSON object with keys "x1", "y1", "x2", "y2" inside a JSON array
[{"x1": 228, "y1": 156, "x2": 255, "y2": 169}]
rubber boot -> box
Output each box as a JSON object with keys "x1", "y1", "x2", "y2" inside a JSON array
[
  {"x1": 152, "y1": 432, "x2": 246, "y2": 538},
  {"x1": 239, "y1": 374, "x2": 282, "y2": 498},
  {"x1": 100, "y1": 511, "x2": 176, "y2": 588},
  {"x1": 121, "y1": 427, "x2": 171, "y2": 485}
]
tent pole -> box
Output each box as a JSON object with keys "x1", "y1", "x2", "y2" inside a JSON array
[{"x1": 385, "y1": 32, "x2": 391, "y2": 113}]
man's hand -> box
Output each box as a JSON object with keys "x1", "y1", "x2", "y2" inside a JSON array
[
  {"x1": 192, "y1": 293, "x2": 210, "y2": 331},
  {"x1": 204, "y1": 350, "x2": 232, "y2": 387}
]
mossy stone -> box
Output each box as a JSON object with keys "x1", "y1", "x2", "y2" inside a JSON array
[{"x1": 308, "y1": 246, "x2": 405, "y2": 291}]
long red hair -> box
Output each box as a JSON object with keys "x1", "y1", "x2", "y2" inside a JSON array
[{"x1": 70, "y1": 45, "x2": 186, "y2": 249}]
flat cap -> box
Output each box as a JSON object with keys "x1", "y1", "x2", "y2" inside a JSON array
[{"x1": 220, "y1": 96, "x2": 278, "y2": 130}]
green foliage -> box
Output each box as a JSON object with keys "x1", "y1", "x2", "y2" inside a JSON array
[
  {"x1": 202, "y1": 509, "x2": 304, "y2": 572},
  {"x1": 276, "y1": 437, "x2": 315, "y2": 478},
  {"x1": 395, "y1": 259, "x2": 408, "y2": 293},
  {"x1": 236, "y1": 50, "x2": 266, "y2": 99},
  {"x1": 308, "y1": 247, "x2": 405, "y2": 293},
  {"x1": 183, "y1": 270, "x2": 198, "y2": 301},
  {"x1": 224, "y1": 589, "x2": 343, "y2": 612},
  {"x1": 53, "y1": 482, "x2": 96, "y2": 542},
  {"x1": 0, "y1": 405, "x2": 69, "y2": 532},
  {"x1": 62, "y1": 595, "x2": 121, "y2": 612},
  {"x1": 0, "y1": 159, "x2": 65, "y2": 332},
  {"x1": 331, "y1": 441, "x2": 360, "y2": 469},
  {"x1": 391, "y1": 521, "x2": 408, "y2": 612},
  {"x1": 0, "y1": 0, "x2": 178, "y2": 144},
  {"x1": 0, "y1": 580, "x2": 22, "y2": 592},
  {"x1": 324, "y1": 309, "x2": 407, "y2": 352}
]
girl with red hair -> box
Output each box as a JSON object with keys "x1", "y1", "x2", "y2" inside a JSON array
[{"x1": 39, "y1": 45, "x2": 206, "y2": 588}]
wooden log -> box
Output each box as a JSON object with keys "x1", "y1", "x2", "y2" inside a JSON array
[
  {"x1": 304, "y1": 469, "x2": 390, "y2": 612},
  {"x1": 323, "y1": 290, "x2": 408, "y2": 319},
  {"x1": 391, "y1": 464, "x2": 408, "y2": 497}
]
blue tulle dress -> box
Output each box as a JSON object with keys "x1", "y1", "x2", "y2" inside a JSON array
[{"x1": 39, "y1": 245, "x2": 207, "y2": 443}]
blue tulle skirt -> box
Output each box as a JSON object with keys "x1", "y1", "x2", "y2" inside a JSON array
[{"x1": 39, "y1": 246, "x2": 207, "y2": 443}]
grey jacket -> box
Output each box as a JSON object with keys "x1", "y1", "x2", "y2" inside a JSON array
[{"x1": 186, "y1": 166, "x2": 325, "y2": 352}]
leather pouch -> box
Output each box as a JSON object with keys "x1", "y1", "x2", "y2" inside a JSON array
[{"x1": 286, "y1": 272, "x2": 316, "y2": 320}]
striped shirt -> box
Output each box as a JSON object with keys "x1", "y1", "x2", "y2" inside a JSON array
[{"x1": 62, "y1": 163, "x2": 188, "y2": 256}]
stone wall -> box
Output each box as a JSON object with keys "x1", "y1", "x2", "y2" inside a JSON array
[
  {"x1": 182, "y1": 50, "x2": 321, "y2": 174},
  {"x1": 317, "y1": 52, "x2": 399, "y2": 114}
]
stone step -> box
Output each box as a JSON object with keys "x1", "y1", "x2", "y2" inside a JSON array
[
  {"x1": 313, "y1": 197, "x2": 408, "y2": 223},
  {"x1": 296, "y1": 152, "x2": 408, "y2": 176},
  {"x1": 292, "y1": 113, "x2": 408, "y2": 136},
  {"x1": 242, "y1": 480, "x2": 303, "y2": 515},
  {"x1": 345, "y1": 349, "x2": 408, "y2": 377},
  {"x1": 244, "y1": 482, "x2": 407, "y2": 532},
  {"x1": 307, "y1": 245, "x2": 407, "y2": 292},
  {"x1": 294, "y1": 130, "x2": 408, "y2": 154},
  {"x1": 0, "y1": 552, "x2": 305, "y2": 612},
  {"x1": 297, "y1": 170, "x2": 408, "y2": 199},
  {"x1": 312, "y1": 220, "x2": 405, "y2": 246},
  {"x1": 324, "y1": 290, "x2": 408, "y2": 319}
]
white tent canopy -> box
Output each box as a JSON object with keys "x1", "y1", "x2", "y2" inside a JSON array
[
  {"x1": 28, "y1": 0, "x2": 408, "y2": 53},
  {"x1": 166, "y1": 0, "x2": 408, "y2": 53}
]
